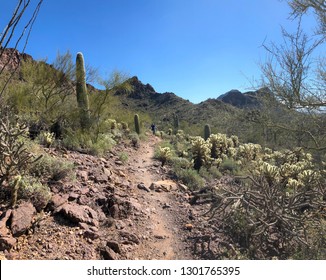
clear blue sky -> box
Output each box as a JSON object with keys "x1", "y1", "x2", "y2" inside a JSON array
[{"x1": 1, "y1": 0, "x2": 319, "y2": 103}]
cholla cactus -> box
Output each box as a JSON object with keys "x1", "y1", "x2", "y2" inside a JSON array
[
  {"x1": 158, "y1": 146, "x2": 172, "y2": 166},
  {"x1": 176, "y1": 129, "x2": 185, "y2": 141},
  {"x1": 39, "y1": 131, "x2": 55, "y2": 147},
  {"x1": 237, "y1": 143, "x2": 262, "y2": 162},
  {"x1": 191, "y1": 136, "x2": 212, "y2": 171},
  {"x1": 121, "y1": 122, "x2": 128, "y2": 130},
  {"x1": 208, "y1": 133, "x2": 236, "y2": 160},
  {"x1": 105, "y1": 119, "x2": 117, "y2": 130}
]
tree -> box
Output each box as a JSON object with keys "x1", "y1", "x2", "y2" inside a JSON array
[
  {"x1": 0, "y1": 0, "x2": 44, "y2": 96},
  {"x1": 288, "y1": 0, "x2": 326, "y2": 35},
  {"x1": 260, "y1": 12, "x2": 325, "y2": 151},
  {"x1": 262, "y1": 19, "x2": 325, "y2": 109}
]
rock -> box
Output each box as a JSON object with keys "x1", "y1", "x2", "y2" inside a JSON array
[
  {"x1": 154, "y1": 235, "x2": 166, "y2": 239},
  {"x1": 0, "y1": 235, "x2": 16, "y2": 251},
  {"x1": 68, "y1": 192, "x2": 80, "y2": 201},
  {"x1": 149, "y1": 182, "x2": 160, "y2": 191},
  {"x1": 90, "y1": 170, "x2": 109, "y2": 184},
  {"x1": 137, "y1": 183, "x2": 151, "y2": 192},
  {"x1": 83, "y1": 230, "x2": 100, "y2": 240},
  {"x1": 150, "y1": 180, "x2": 178, "y2": 192},
  {"x1": 78, "y1": 195, "x2": 90, "y2": 206},
  {"x1": 78, "y1": 222, "x2": 89, "y2": 230},
  {"x1": 100, "y1": 247, "x2": 118, "y2": 260},
  {"x1": 185, "y1": 224, "x2": 193, "y2": 231},
  {"x1": 106, "y1": 241, "x2": 121, "y2": 254},
  {"x1": 11, "y1": 202, "x2": 36, "y2": 237},
  {"x1": 119, "y1": 231, "x2": 140, "y2": 245},
  {"x1": 115, "y1": 220, "x2": 126, "y2": 230},
  {"x1": 0, "y1": 210, "x2": 12, "y2": 234},
  {"x1": 48, "y1": 194, "x2": 69, "y2": 211},
  {"x1": 178, "y1": 183, "x2": 188, "y2": 192},
  {"x1": 59, "y1": 204, "x2": 99, "y2": 227},
  {"x1": 162, "y1": 203, "x2": 172, "y2": 209},
  {"x1": 77, "y1": 170, "x2": 88, "y2": 181}
]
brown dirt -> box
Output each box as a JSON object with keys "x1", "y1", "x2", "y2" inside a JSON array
[{"x1": 0, "y1": 133, "x2": 200, "y2": 260}]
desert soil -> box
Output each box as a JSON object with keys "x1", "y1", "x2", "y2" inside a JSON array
[{"x1": 0, "y1": 133, "x2": 217, "y2": 260}]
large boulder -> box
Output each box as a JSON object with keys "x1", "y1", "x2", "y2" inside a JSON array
[
  {"x1": 11, "y1": 202, "x2": 36, "y2": 237},
  {"x1": 59, "y1": 203, "x2": 99, "y2": 227}
]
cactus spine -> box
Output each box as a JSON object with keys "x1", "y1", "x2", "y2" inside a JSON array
[
  {"x1": 76, "y1": 52, "x2": 90, "y2": 130},
  {"x1": 134, "y1": 114, "x2": 140, "y2": 134},
  {"x1": 204, "y1": 124, "x2": 211, "y2": 140}
]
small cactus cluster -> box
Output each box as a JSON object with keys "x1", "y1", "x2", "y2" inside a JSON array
[
  {"x1": 208, "y1": 133, "x2": 238, "y2": 161},
  {"x1": 191, "y1": 136, "x2": 212, "y2": 171},
  {"x1": 105, "y1": 119, "x2": 117, "y2": 130},
  {"x1": 157, "y1": 146, "x2": 172, "y2": 166},
  {"x1": 251, "y1": 148, "x2": 321, "y2": 189},
  {"x1": 38, "y1": 131, "x2": 55, "y2": 147}
]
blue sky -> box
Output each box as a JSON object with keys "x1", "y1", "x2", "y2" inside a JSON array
[{"x1": 0, "y1": 0, "x2": 320, "y2": 103}]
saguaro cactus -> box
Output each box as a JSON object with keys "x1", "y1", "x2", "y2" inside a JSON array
[
  {"x1": 204, "y1": 124, "x2": 211, "y2": 140},
  {"x1": 134, "y1": 114, "x2": 140, "y2": 134},
  {"x1": 76, "y1": 52, "x2": 90, "y2": 130},
  {"x1": 173, "y1": 113, "x2": 179, "y2": 133}
]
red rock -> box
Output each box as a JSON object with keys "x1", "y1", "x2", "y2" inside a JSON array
[{"x1": 11, "y1": 202, "x2": 36, "y2": 237}]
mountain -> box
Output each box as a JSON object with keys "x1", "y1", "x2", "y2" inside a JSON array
[{"x1": 115, "y1": 76, "x2": 238, "y2": 127}]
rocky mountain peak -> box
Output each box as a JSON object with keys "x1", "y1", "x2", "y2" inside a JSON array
[{"x1": 0, "y1": 48, "x2": 32, "y2": 72}]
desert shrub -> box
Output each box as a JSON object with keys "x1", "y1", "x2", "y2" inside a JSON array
[
  {"x1": 174, "y1": 167, "x2": 205, "y2": 190},
  {"x1": 119, "y1": 152, "x2": 129, "y2": 164},
  {"x1": 204, "y1": 147, "x2": 325, "y2": 259},
  {"x1": 36, "y1": 131, "x2": 55, "y2": 147},
  {"x1": 129, "y1": 132, "x2": 140, "y2": 148},
  {"x1": 62, "y1": 128, "x2": 115, "y2": 155},
  {"x1": 170, "y1": 157, "x2": 192, "y2": 170},
  {"x1": 207, "y1": 166, "x2": 223, "y2": 179},
  {"x1": 0, "y1": 110, "x2": 42, "y2": 206},
  {"x1": 219, "y1": 158, "x2": 240, "y2": 174},
  {"x1": 88, "y1": 134, "x2": 116, "y2": 156},
  {"x1": 29, "y1": 153, "x2": 75, "y2": 182},
  {"x1": 18, "y1": 176, "x2": 52, "y2": 212}
]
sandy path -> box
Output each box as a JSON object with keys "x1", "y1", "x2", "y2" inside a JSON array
[{"x1": 126, "y1": 135, "x2": 192, "y2": 260}]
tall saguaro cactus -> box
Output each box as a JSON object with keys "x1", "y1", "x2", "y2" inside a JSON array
[
  {"x1": 134, "y1": 114, "x2": 140, "y2": 134},
  {"x1": 204, "y1": 124, "x2": 211, "y2": 140},
  {"x1": 76, "y1": 52, "x2": 90, "y2": 130}
]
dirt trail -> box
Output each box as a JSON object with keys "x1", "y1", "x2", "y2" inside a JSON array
[{"x1": 126, "y1": 135, "x2": 193, "y2": 260}]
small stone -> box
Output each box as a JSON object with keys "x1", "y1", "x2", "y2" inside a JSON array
[
  {"x1": 162, "y1": 203, "x2": 171, "y2": 209},
  {"x1": 137, "y1": 183, "x2": 150, "y2": 192},
  {"x1": 185, "y1": 224, "x2": 193, "y2": 231},
  {"x1": 106, "y1": 241, "x2": 121, "y2": 254}
]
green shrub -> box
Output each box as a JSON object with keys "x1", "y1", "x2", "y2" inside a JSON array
[
  {"x1": 36, "y1": 131, "x2": 55, "y2": 147},
  {"x1": 119, "y1": 152, "x2": 129, "y2": 164},
  {"x1": 88, "y1": 134, "x2": 116, "y2": 156},
  {"x1": 219, "y1": 158, "x2": 240, "y2": 174},
  {"x1": 130, "y1": 132, "x2": 140, "y2": 148},
  {"x1": 18, "y1": 176, "x2": 52, "y2": 212},
  {"x1": 174, "y1": 168, "x2": 205, "y2": 190},
  {"x1": 29, "y1": 153, "x2": 75, "y2": 182}
]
